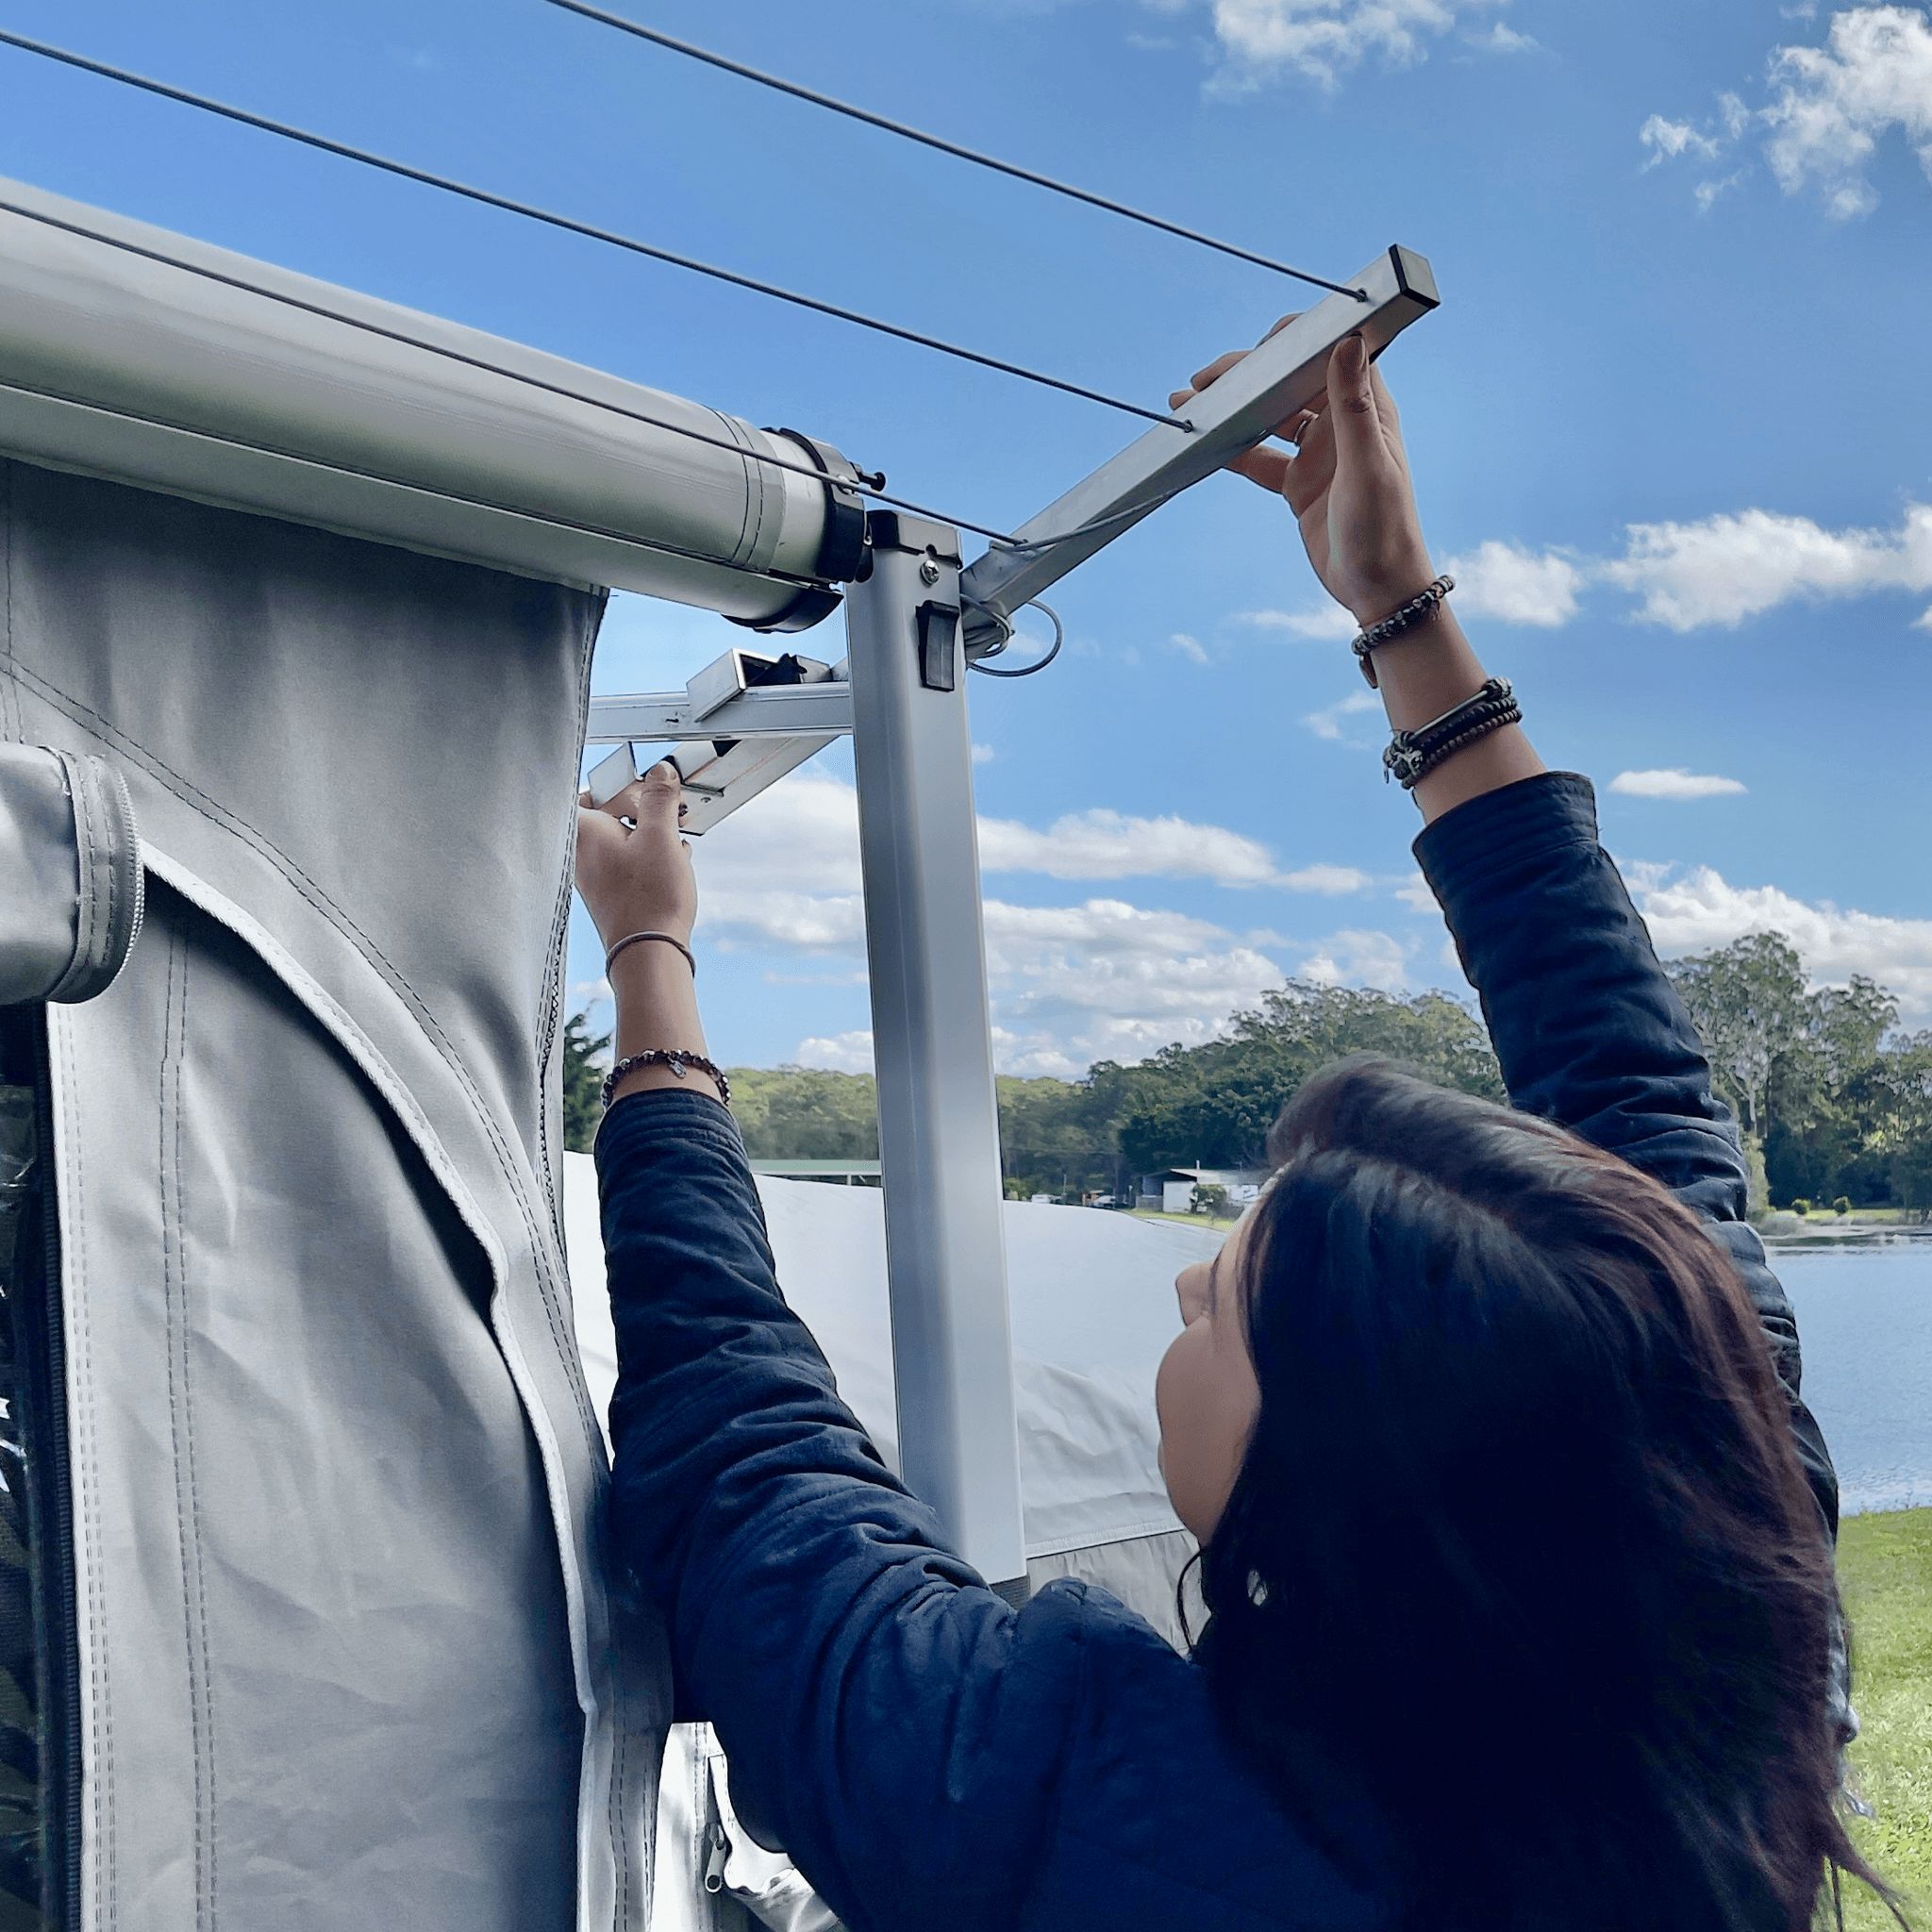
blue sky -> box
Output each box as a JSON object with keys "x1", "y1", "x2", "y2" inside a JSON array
[{"x1": 5, "y1": 0, "x2": 1930, "y2": 1073}]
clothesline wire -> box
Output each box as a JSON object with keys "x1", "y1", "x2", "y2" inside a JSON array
[
  {"x1": 0, "y1": 27, "x2": 1191, "y2": 430},
  {"x1": 543, "y1": 0, "x2": 1370, "y2": 304},
  {"x1": 0, "y1": 194, "x2": 1045, "y2": 551}
]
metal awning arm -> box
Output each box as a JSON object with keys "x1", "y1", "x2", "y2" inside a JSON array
[
  {"x1": 586, "y1": 680, "x2": 853, "y2": 743},
  {"x1": 958, "y1": 246, "x2": 1438, "y2": 650}
]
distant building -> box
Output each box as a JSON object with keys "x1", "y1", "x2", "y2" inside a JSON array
[{"x1": 1135, "y1": 1166, "x2": 1271, "y2": 1215}]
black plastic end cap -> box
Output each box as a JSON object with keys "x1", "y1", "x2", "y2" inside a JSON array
[
  {"x1": 1388, "y1": 245, "x2": 1440, "y2": 310},
  {"x1": 726, "y1": 585, "x2": 843, "y2": 636}
]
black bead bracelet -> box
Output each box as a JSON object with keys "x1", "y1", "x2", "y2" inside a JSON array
[
  {"x1": 1383, "y1": 677, "x2": 1520, "y2": 789},
  {"x1": 1351, "y1": 575, "x2": 1455, "y2": 689}
]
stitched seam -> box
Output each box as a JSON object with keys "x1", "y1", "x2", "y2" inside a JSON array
[
  {"x1": 75, "y1": 758, "x2": 102, "y2": 985},
  {"x1": 60, "y1": 1010, "x2": 115, "y2": 1929},
  {"x1": 158, "y1": 930, "x2": 207, "y2": 1925},
  {"x1": 2, "y1": 461, "x2": 17, "y2": 741},
  {"x1": 8, "y1": 654, "x2": 604, "y2": 1461},
  {"x1": 608, "y1": 1698, "x2": 632, "y2": 1930},
  {"x1": 166, "y1": 932, "x2": 220, "y2": 1928},
  {"x1": 533, "y1": 596, "x2": 597, "y2": 1252}
]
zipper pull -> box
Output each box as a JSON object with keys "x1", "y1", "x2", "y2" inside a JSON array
[{"x1": 702, "y1": 1817, "x2": 729, "y2": 1895}]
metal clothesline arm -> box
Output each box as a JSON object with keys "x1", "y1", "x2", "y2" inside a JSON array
[{"x1": 961, "y1": 246, "x2": 1439, "y2": 650}]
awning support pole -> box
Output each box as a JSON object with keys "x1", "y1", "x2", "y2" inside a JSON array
[{"x1": 844, "y1": 511, "x2": 1027, "y2": 1598}]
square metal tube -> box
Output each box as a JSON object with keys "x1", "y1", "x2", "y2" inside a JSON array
[{"x1": 844, "y1": 515, "x2": 1026, "y2": 1592}]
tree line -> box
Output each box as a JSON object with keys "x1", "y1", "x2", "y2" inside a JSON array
[
  {"x1": 561, "y1": 984, "x2": 1506, "y2": 1200},
  {"x1": 1666, "y1": 932, "x2": 1932, "y2": 1214},
  {"x1": 561, "y1": 932, "x2": 1932, "y2": 1216}
]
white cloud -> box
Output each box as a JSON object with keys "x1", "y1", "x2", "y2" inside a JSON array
[
  {"x1": 1303, "y1": 689, "x2": 1382, "y2": 742},
  {"x1": 983, "y1": 897, "x2": 1288, "y2": 1067},
  {"x1": 1641, "y1": 114, "x2": 1723, "y2": 164},
  {"x1": 1391, "y1": 870, "x2": 1438, "y2": 912},
  {"x1": 1247, "y1": 504, "x2": 1932, "y2": 636},
  {"x1": 980, "y1": 808, "x2": 1274, "y2": 885},
  {"x1": 1695, "y1": 171, "x2": 1747, "y2": 210},
  {"x1": 972, "y1": 741, "x2": 997, "y2": 764},
  {"x1": 978, "y1": 806, "x2": 1368, "y2": 890},
  {"x1": 1237, "y1": 605, "x2": 1357, "y2": 640},
  {"x1": 694, "y1": 773, "x2": 865, "y2": 951},
  {"x1": 690, "y1": 774, "x2": 1465, "y2": 1072},
  {"x1": 1472, "y1": 20, "x2": 1538, "y2": 50},
  {"x1": 1640, "y1": 8, "x2": 1932, "y2": 218},
  {"x1": 793, "y1": 1029, "x2": 876, "y2": 1074},
  {"x1": 1168, "y1": 631, "x2": 1210, "y2": 664},
  {"x1": 1762, "y1": 5, "x2": 1932, "y2": 216},
  {"x1": 1279, "y1": 862, "x2": 1373, "y2": 894},
  {"x1": 1298, "y1": 927, "x2": 1416, "y2": 990},
  {"x1": 1609, "y1": 768, "x2": 1749, "y2": 799},
  {"x1": 705, "y1": 772, "x2": 1369, "y2": 910},
  {"x1": 709, "y1": 891, "x2": 868, "y2": 951},
  {"x1": 1443, "y1": 540, "x2": 1587, "y2": 625},
  {"x1": 1206, "y1": 0, "x2": 1507, "y2": 89},
  {"x1": 1602, "y1": 502, "x2": 1932, "y2": 629},
  {"x1": 1634, "y1": 863, "x2": 1932, "y2": 1020}
]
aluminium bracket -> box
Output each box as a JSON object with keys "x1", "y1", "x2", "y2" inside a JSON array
[{"x1": 958, "y1": 245, "x2": 1438, "y2": 651}]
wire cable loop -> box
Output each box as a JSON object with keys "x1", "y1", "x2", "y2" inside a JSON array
[
  {"x1": 968, "y1": 599, "x2": 1062, "y2": 678},
  {"x1": 544, "y1": 0, "x2": 1369, "y2": 304},
  {"x1": 0, "y1": 27, "x2": 1192, "y2": 430}
]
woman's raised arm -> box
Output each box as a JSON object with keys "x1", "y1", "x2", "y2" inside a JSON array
[{"x1": 1191, "y1": 327, "x2": 1836, "y2": 1529}]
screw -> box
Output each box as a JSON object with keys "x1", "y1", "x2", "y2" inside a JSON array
[{"x1": 918, "y1": 558, "x2": 941, "y2": 587}]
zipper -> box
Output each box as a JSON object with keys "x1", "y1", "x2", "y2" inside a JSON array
[
  {"x1": 13, "y1": 1010, "x2": 80, "y2": 1931},
  {"x1": 701, "y1": 1816, "x2": 729, "y2": 1897}
]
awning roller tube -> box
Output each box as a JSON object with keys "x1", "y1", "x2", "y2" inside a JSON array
[{"x1": 0, "y1": 176, "x2": 857, "y2": 623}]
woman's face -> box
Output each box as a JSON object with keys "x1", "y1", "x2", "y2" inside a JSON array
[{"x1": 1156, "y1": 1208, "x2": 1263, "y2": 1544}]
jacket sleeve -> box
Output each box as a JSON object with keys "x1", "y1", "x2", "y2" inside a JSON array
[
  {"x1": 1413, "y1": 771, "x2": 1838, "y2": 1533},
  {"x1": 595, "y1": 1090, "x2": 1081, "y2": 1932}
]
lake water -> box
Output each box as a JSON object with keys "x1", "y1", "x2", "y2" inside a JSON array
[{"x1": 1767, "y1": 1231, "x2": 1932, "y2": 1515}]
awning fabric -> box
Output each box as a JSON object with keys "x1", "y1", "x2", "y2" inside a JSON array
[
  {"x1": 3, "y1": 457, "x2": 657, "y2": 1930},
  {"x1": 564, "y1": 1157, "x2": 1222, "y2": 1637},
  {"x1": 0, "y1": 741, "x2": 142, "y2": 1004}
]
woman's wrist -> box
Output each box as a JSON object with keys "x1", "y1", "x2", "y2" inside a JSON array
[
  {"x1": 1349, "y1": 557, "x2": 1441, "y2": 633},
  {"x1": 1362, "y1": 608, "x2": 1545, "y2": 822},
  {"x1": 606, "y1": 939, "x2": 722, "y2": 1107},
  {"x1": 1363, "y1": 608, "x2": 1491, "y2": 731}
]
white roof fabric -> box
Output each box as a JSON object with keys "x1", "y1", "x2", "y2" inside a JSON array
[{"x1": 562, "y1": 1155, "x2": 1224, "y2": 1562}]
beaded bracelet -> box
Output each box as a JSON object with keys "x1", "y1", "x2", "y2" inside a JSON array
[
  {"x1": 601, "y1": 1048, "x2": 732, "y2": 1111},
  {"x1": 1383, "y1": 677, "x2": 1520, "y2": 789},
  {"x1": 1351, "y1": 575, "x2": 1455, "y2": 689}
]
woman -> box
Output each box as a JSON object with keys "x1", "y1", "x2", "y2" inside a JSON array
[{"x1": 578, "y1": 330, "x2": 1884, "y2": 1932}]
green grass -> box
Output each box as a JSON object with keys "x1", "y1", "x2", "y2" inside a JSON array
[
  {"x1": 1125, "y1": 1208, "x2": 1236, "y2": 1231},
  {"x1": 1835, "y1": 1509, "x2": 1932, "y2": 1928}
]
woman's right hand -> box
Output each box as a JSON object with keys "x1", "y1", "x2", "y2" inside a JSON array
[
  {"x1": 575, "y1": 758, "x2": 698, "y2": 954},
  {"x1": 1170, "y1": 327, "x2": 1437, "y2": 628}
]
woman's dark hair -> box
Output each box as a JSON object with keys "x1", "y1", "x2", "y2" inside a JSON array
[{"x1": 1191, "y1": 1055, "x2": 1886, "y2": 1932}]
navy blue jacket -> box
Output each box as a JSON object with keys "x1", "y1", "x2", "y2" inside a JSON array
[{"x1": 598, "y1": 772, "x2": 1834, "y2": 1932}]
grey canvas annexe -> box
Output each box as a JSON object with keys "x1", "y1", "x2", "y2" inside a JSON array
[
  {"x1": 0, "y1": 460, "x2": 663, "y2": 1928},
  {"x1": 0, "y1": 164, "x2": 873, "y2": 1929}
]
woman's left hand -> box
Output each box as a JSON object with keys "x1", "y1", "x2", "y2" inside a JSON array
[{"x1": 575, "y1": 758, "x2": 698, "y2": 951}]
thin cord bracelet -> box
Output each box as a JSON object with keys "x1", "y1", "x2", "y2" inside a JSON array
[
  {"x1": 602, "y1": 1048, "x2": 731, "y2": 1111},
  {"x1": 605, "y1": 929, "x2": 696, "y2": 975},
  {"x1": 1351, "y1": 575, "x2": 1455, "y2": 689}
]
